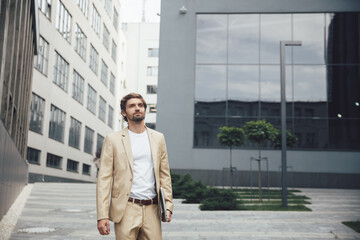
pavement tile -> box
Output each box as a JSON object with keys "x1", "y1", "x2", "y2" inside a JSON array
[{"x1": 4, "y1": 183, "x2": 360, "y2": 240}]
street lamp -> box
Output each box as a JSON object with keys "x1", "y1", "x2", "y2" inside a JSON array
[{"x1": 280, "y1": 41, "x2": 302, "y2": 208}]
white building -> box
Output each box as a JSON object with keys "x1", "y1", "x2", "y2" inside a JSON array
[
  {"x1": 122, "y1": 22, "x2": 159, "y2": 129},
  {"x1": 27, "y1": 0, "x2": 126, "y2": 182}
]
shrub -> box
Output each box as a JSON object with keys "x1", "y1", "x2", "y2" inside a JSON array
[{"x1": 199, "y1": 188, "x2": 239, "y2": 210}]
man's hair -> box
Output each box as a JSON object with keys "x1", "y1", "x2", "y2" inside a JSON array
[{"x1": 120, "y1": 93, "x2": 147, "y2": 122}]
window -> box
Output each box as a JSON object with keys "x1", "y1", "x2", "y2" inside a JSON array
[
  {"x1": 108, "y1": 105, "x2": 113, "y2": 128},
  {"x1": 68, "y1": 117, "x2": 81, "y2": 149},
  {"x1": 145, "y1": 123, "x2": 156, "y2": 130},
  {"x1": 56, "y1": 1, "x2": 72, "y2": 42},
  {"x1": 75, "y1": 24, "x2": 87, "y2": 60},
  {"x1": 96, "y1": 134, "x2": 104, "y2": 155},
  {"x1": 38, "y1": 0, "x2": 51, "y2": 19},
  {"x1": 27, "y1": 147, "x2": 41, "y2": 164},
  {"x1": 147, "y1": 85, "x2": 157, "y2": 94},
  {"x1": 82, "y1": 163, "x2": 91, "y2": 175},
  {"x1": 67, "y1": 159, "x2": 79, "y2": 172},
  {"x1": 89, "y1": 45, "x2": 99, "y2": 74},
  {"x1": 148, "y1": 48, "x2": 159, "y2": 57},
  {"x1": 147, "y1": 66, "x2": 158, "y2": 76},
  {"x1": 103, "y1": 24, "x2": 110, "y2": 50},
  {"x1": 34, "y1": 36, "x2": 49, "y2": 75},
  {"x1": 77, "y1": 0, "x2": 88, "y2": 17},
  {"x1": 99, "y1": 96, "x2": 107, "y2": 122},
  {"x1": 149, "y1": 104, "x2": 157, "y2": 113},
  {"x1": 87, "y1": 85, "x2": 97, "y2": 114},
  {"x1": 100, "y1": 60, "x2": 108, "y2": 86},
  {"x1": 91, "y1": 4, "x2": 101, "y2": 35},
  {"x1": 113, "y1": 8, "x2": 118, "y2": 31},
  {"x1": 109, "y1": 73, "x2": 115, "y2": 94},
  {"x1": 84, "y1": 126, "x2": 94, "y2": 154},
  {"x1": 49, "y1": 105, "x2": 66, "y2": 142},
  {"x1": 72, "y1": 70, "x2": 84, "y2": 104},
  {"x1": 29, "y1": 93, "x2": 45, "y2": 133},
  {"x1": 111, "y1": 40, "x2": 117, "y2": 62},
  {"x1": 54, "y1": 52, "x2": 69, "y2": 91},
  {"x1": 104, "y1": 0, "x2": 111, "y2": 16},
  {"x1": 46, "y1": 153, "x2": 62, "y2": 169}
]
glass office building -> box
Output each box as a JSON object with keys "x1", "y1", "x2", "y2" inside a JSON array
[
  {"x1": 158, "y1": 0, "x2": 360, "y2": 188},
  {"x1": 194, "y1": 13, "x2": 360, "y2": 150}
]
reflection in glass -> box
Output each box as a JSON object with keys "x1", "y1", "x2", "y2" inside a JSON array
[
  {"x1": 294, "y1": 66, "x2": 326, "y2": 102},
  {"x1": 228, "y1": 66, "x2": 259, "y2": 101},
  {"x1": 260, "y1": 66, "x2": 292, "y2": 103},
  {"x1": 228, "y1": 14, "x2": 259, "y2": 64},
  {"x1": 293, "y1": 14, "x2": 325, "y2": 64},
  {"x1": 194, "y1": 13, "x2": 360, "y2": 150},
  {"x1": 196, "y1": 15, "x2": 227, "y2": 64},
  {"x1": 195, "y1": 65, "x2": 226, "y2": 102},
  {"x1": 260, "y1": 14, "x2": 292, "y2": 64},
  {"x1": 293, "y1": 119, "x2": 329, "y2": 149},
  {"x1": 194, "y1": 117, "x2": 225, "y2": 147},
  {"x1": 327, "y1": 13, "x2": 360, "y2": 64}
]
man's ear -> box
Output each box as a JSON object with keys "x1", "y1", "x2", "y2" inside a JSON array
[{"x1": 121, "y1": 110, "x2": 126, "y2": 117}]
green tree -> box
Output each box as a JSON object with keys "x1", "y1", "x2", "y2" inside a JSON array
[
  {"x1": 217, "y1": 126, "x2": 245, "y2": 189},
  {"x1": 273, "y1": 129, "x2": 298, "y2": 149},
  {"x1": 243, "y1": 120, "x2": 277, "y2": 202}
]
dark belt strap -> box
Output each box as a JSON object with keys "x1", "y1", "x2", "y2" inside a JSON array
[{"x1": 128, "y1": 197, "x2": 158, "y2": 205}]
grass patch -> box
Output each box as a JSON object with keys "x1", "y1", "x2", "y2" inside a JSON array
[
  {"x1": 238, "y1": 204, "x2": 312, "y2": 211},
  {"x1": 342, "y1": 221, "x2": 360, "y2": 233},
  {"x1": 242, "y1": 199, "x2": 311, "y2": 205},
  {"x1": 171, "y1": 173, "x2": 311, "y2": 211}
]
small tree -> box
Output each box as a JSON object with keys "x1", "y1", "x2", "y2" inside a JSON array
[
  {"x1": 217, "y1": 126, "x2": 245, "y2": 189},
  {"x1": 272, "y1": 129, "x2": 298, "y2": 149},
  {"x1": 243, "y1": 120, "x2": 277, "y2": 202}
]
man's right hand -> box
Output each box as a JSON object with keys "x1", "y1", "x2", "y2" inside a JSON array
[{"x1": 97, "y1": 219, "x2": 110, "y2": 235}]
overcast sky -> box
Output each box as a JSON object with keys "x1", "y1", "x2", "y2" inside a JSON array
[{"x1": 120, "y1": 0, "x2": 161, "y2": 23}]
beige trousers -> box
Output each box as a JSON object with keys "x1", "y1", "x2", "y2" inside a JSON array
[{"x1": 114, "y1": 201, "x2": 162, "y2": 240}]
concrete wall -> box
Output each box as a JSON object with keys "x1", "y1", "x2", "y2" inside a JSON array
[
  {"x1": 157, "y1": 0, "x2": 360, "y2": 188},
  {"x1": 0, "y1": 122, "x2": 28, "y2": 220}
]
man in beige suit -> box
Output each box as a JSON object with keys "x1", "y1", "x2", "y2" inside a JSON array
[{"x1": 96, "y1": 93, "x2": 173, "y2": 239}]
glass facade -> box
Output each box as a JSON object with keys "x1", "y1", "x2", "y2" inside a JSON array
[
  {"x1": 84, "y1": 126, "x2": 94, "y2": 154},
  {"x1": 34, "y1": 36, "x2": 49, "y2": 75},
  {"x1": 29, "y1": 93, "x2": 45, "y2": 134},
  {"x1": 56, "y1": 0, "x2": 72, "y2": 42},
  {"x1": 49, "y1": 105, "x2": 66, "y2": 142},
  {"x1": 194, "y1": 13, "x2": 360, "y2": 150},
  {"x1": 68, "y1": 117, "x2": 81, "y2": 149}
]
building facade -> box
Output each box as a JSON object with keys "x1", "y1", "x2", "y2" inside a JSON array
[
  {"x1": 0, "y1": 0, "x2": 38, "y2": 220},
  {"x1": 158, "y1": 0, "x2": 360, "y2": 188},
  {"x1": 122, "y1": 22, "x2": 159, "y2": 129},
  {"x1": 27, "y1": 0, "x2": 125, "y2": 182}
]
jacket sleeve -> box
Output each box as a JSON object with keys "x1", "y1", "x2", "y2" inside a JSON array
[
  {"x1": 96, "y1": 135, "x2": 113, "y2": 220},
  {"x1": 159, "y1": 135, "x2": 174, "y2": 213}
]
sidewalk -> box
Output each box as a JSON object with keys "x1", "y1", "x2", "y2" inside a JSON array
[{"x1": 3, "y1": 183, "x2": 360, "y2": 239}]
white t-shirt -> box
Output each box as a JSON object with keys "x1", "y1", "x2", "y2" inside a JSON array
[{"x1": 128, "y1": 129, "x2": 157, "y2": 200}]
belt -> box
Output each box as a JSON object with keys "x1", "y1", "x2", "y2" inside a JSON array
[{"x1": 128, "y1": 197, "x2": 158, "y2": 205}]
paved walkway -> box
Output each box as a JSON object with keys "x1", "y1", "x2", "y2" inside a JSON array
[{"x1": 3, "y1": 183, "x2": 360, "y2": 239}]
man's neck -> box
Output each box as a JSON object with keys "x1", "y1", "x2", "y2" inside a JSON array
[{"x1": 128, "y1": 121, "x2": 146, "y2": 133}]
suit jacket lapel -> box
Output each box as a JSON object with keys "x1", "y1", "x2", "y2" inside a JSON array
[{"x1": 121, "y1": 128, "x2": 133, "y2": 176}]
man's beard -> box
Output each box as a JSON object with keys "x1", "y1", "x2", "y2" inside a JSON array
[{"x1": 132, "y1": 115, "x2": 145, "y2": 122}]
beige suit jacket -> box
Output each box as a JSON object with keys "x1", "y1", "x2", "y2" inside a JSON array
[{"x1": 96, "y1": 127, "x2": 174, "y2": 223}]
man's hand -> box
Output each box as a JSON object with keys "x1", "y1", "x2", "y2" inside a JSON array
[
  {"x1": 166, "y1": 210, "x2": 172, "y2": 222},
  {"x1": 97, "y1": 219, "x2": 110, "y2": 235}
]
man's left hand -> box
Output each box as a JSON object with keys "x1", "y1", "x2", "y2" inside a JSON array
[{"x1": 166, "y1": 210, "x2": 172, "y2": 222}]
